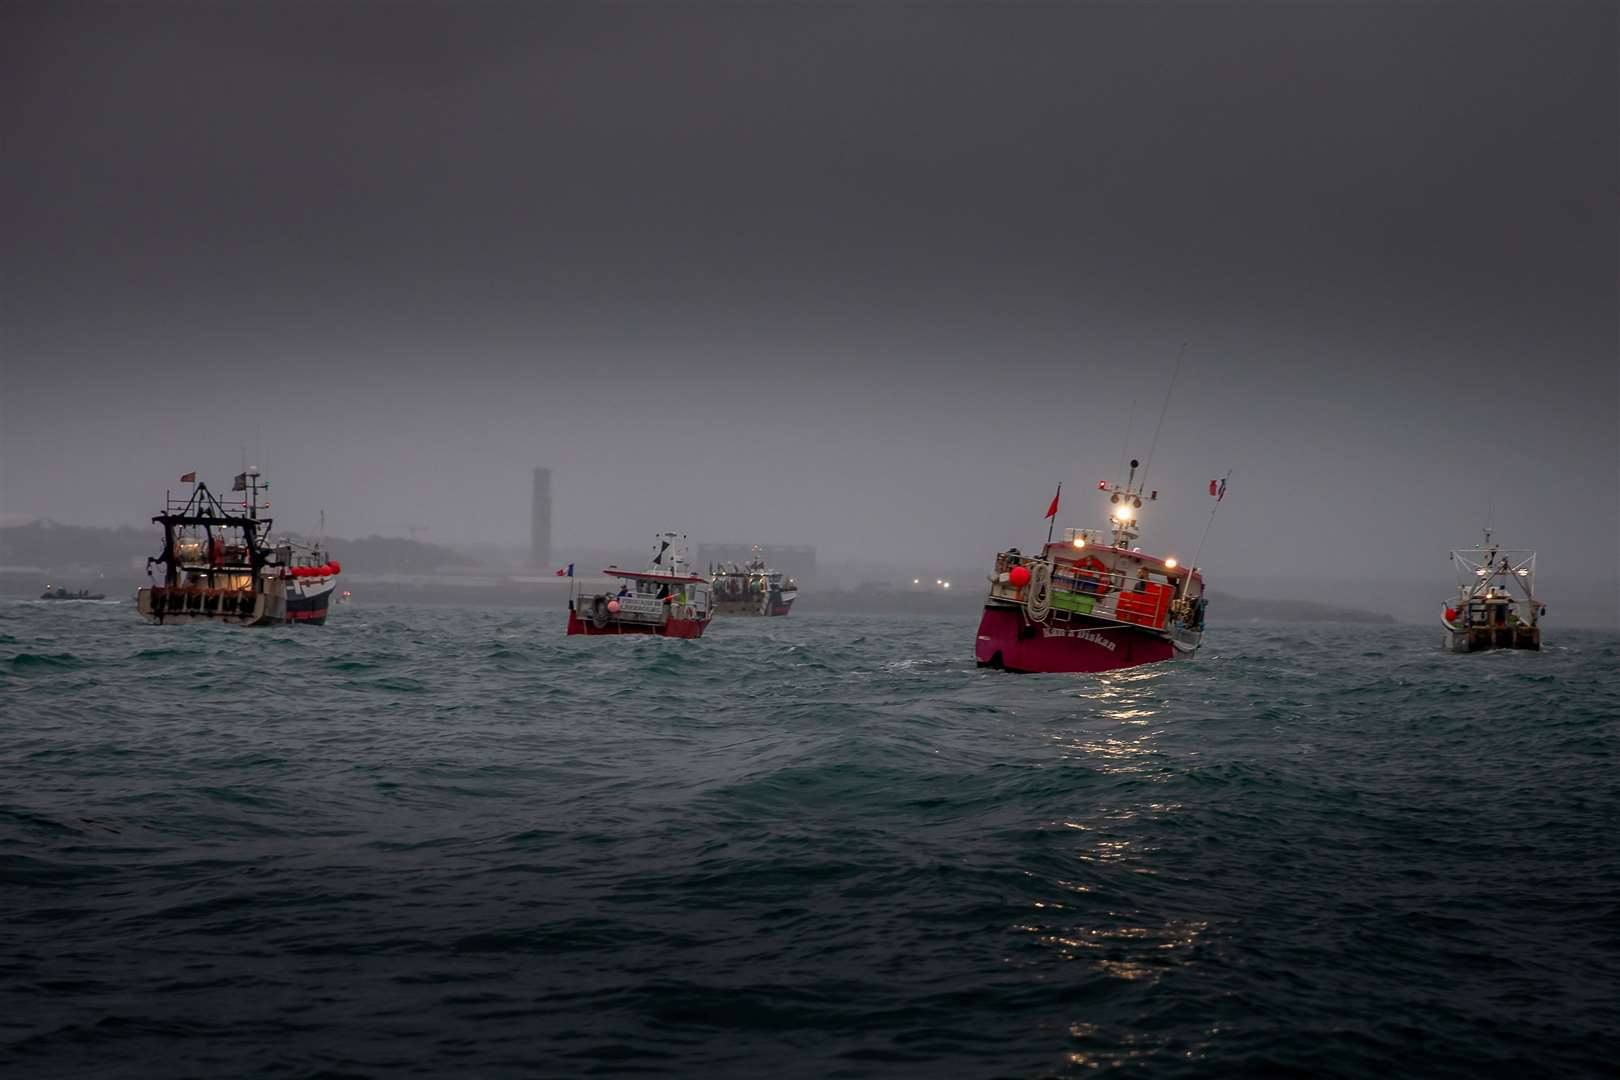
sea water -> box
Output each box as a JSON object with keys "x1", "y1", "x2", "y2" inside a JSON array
[{"x1": 3, "y1": 601, "x2": 1617, "y2": 1077}]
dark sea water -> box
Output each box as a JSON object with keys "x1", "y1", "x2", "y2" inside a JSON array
[{"x1": 3, "y1": 601, "x2": 1618, "y2": 1078}]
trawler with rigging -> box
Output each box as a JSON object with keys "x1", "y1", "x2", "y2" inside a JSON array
[
  {"x1": 1442, "y1": 530, "x2": 1543, "y2": 652},
  {"x1": 567, "y1": 533, "x2": 714, "y2": 638},
  {"x1": 136, "y1": 470, "x2": 340, "y2": 626},
  {"x1": 710, "y1": 548, "x2": 798, "y2": 617},
  {"x1": 975, "y1": 461, "x2": 1213, "y2": 674}
]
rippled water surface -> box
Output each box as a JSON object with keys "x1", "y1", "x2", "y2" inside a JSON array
[{"x1": 3, "y1": 601, "x2": 1618, "y2": 1077}]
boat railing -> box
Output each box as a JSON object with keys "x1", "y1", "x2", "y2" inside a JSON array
[
  {"x1": 614, "y1": 595, "x2": 668, "y2": 620},
  {"x1": 992, "y1": 550, "x2": 1150, "y2": 596},
  {"x1": 1451, "y1": 590, "x2": 1538, "y2": 629},
  {"x1": 989, "y1": 551, "x2": 1186, "y2": 632}
]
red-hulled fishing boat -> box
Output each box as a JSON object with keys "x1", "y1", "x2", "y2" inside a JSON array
[
  {"x1": 566, "y1": 532, "x2": 714, "y2": 638},
  {"x1": 975, "y1": 462, "x2": 1214, "y2": 674}
]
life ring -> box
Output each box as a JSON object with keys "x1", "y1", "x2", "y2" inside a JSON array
[
  {"x1": 1074, "y1": 555, "x2": 1112, "y2": 595},
  {"x1": 590, "y1": 595, "x2": 610, "y2": 628}
]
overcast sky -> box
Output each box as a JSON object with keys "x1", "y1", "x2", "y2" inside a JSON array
[{"x1": 3, "y1": 1, "x2": 1615, "y2": 586}]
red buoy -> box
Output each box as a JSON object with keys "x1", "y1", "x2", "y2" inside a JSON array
[{"x1": 1008, "y1": 565, "x2": 1031, "y2": 587}]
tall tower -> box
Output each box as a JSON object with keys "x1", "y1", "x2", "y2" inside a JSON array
[{"x1": 530, "y1": 468, "x2": 552, "y2": 570}]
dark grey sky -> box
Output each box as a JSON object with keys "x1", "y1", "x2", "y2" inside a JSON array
[{"x1": 3, "y1": 1, "x2": 1615, "y2": 584}]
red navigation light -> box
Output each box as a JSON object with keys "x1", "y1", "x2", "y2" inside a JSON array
[{"x1": 1097, "y1": 480, "x2": 1107, "y2": 490}]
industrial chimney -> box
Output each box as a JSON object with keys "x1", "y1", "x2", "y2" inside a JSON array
[{"x1": 530, "y1": 468, "x2": 552, "y2": 570}]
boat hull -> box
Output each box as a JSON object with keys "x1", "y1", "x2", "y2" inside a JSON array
[
  {"x1": 1442, "y1": 622, "x2": 1540, "y2": 652},
  {"x1": 713, "y1": 592, "x2": 795, "y2": 617},
  {"x1": 287, "y1": 578, "x2": 336, "y2": 625},
  {"x1": 137, "y1": 584, "x2": 287, "y2": 626},
  {"x1": 974, "y1": 604, "x2": 1184, "y2": 673},
  {"x1": 566, "y1": 610, "x2": 710, "y2": 638}
]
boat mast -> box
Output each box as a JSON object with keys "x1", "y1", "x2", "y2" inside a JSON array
[
  {"x1": 1092, "y1": 345, "x2": 1184, "y2": 551},
  {"x1": 1100, "y1": 460, "x2": 1151, "y2": 548}
]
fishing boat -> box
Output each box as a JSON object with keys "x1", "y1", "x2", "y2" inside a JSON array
[
  {"x1": 710, "y1": 548, "x2": 798, "y2": 616},
  {"x1": 567, "y1": 532, "x2": 714, "y2": 638},
  {"x1": 1442, "y1": 531, "x2": 1543, "y2": 652},
  {"x1": 135, "y1": 470, "x2": 341, "y2": 626},
  {"x1": 975, "y1": 461, "x2": 1211, "y2": 674},
  {"x1": 284, "y1": 540, "x2": 341, "y2": 625},
  {"x1": 40, "y1": 586, "x2": 106, "y2": 601}
]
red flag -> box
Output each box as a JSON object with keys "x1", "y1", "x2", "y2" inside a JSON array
[
  {"x1": 180, "y1": 471, "x2": 196, "y2": 483},
  {"x1": 1044, "y1": 487, "x2": 1060, "y2": 519}
]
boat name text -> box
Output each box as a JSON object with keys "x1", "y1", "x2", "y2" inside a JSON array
[{"x1": 1040, "y1": 627, "x2": 1117, "y2": 650}]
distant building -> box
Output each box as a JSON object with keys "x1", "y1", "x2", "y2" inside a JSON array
[
  {"x1": 696, "y1": 543, "x2": 817, "y2": 585},
  {"x1": 530, "y1": 468, "x2": 551, "y2": 570}
]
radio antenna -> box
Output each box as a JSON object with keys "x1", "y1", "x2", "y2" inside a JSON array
[
  {"x1": 1116, "y1": 398, "x2": 1138, "y2": 487},
  {"x1": 1139, "y1": 341, "x2": 1186, "y2": 489}
]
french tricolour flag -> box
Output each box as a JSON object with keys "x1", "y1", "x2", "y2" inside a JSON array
[{"x1": 555, "y1": 563, "x2": 573, "y2": 577}]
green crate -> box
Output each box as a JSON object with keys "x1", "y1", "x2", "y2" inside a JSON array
[{"x1": 1051, "y1": 591, "x2": 1095, "y2": 615}]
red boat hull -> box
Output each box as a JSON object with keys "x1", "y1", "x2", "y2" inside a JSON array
[
  {"x1": 566, "y1": 610, "x2": 710, "y2": 639},
  {"x1": 974, "y1": 605, "x2": 1176, "y2": 673}
]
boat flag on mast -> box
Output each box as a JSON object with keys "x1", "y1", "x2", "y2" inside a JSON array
[
  {"x1": 1044, "y1": 486, "x2": 1061, "y2": 519},
  {"x1": 180, "y1": 471, "x2": 196, "y2": 484},
  {"x1": 554, "y1": 563, "x2": 574, "y2": 577},
  {"x1": 1209, "y1": 477, "x2": 1227, "y2": 502}
]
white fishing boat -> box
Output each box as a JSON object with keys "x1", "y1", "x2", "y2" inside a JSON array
[
  {"x1": 567, "y1": 533, "x2": 714, "y2": 638},
  {"x1": 1442, "y1": 530, "x2": 1543, "y2": 652}
]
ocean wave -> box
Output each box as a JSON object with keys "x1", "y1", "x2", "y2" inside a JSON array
[{"x1": 1, "y1": 605, "x2": 1617, "y2": 1076}]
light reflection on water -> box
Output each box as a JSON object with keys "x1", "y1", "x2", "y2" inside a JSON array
[
  {"x1": 1027, "y1": 674, "x2": 1215, "y2": 1063},
  {"x1": 1017, "y1": 912, "x2": 1211, "y2": 977}
]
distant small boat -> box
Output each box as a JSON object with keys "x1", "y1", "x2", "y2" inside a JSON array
[
  {"x1": 1442, "y1": 530, "x2": 1543, "y2": 652},
  {"x1": 567, "y1": 533, "x2": 714, "y2": 638},
  {"x1": 41, "y1": 586, "x2": 106, "y2": 601}
]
